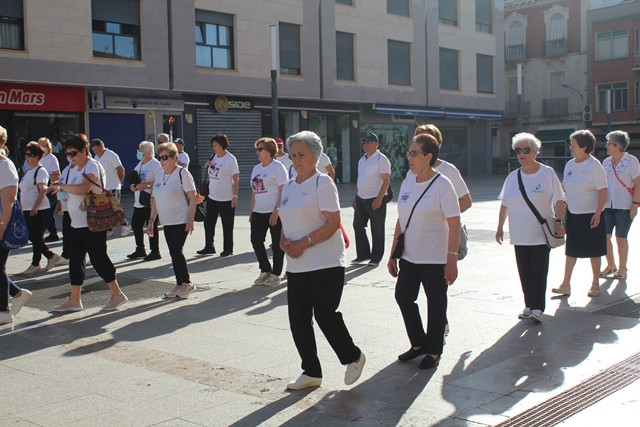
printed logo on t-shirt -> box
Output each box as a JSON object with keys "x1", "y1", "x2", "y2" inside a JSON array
[
  {"x1": 140, "y1": 171, "x2": 148, "y2": 181},
  {"x1": 399, "y1": 192, "x2": 410, "y2": 203},
  {"x1": 209, "y1": 163, "x2": 221, "y2": 180},
  {"x1": 281, "y1": 195, "x2": 290, "y2": 207},
  {"x1": 251, "y1": 174, "x2": 267, "y2": 193},
  {"x1": 566, "y1": 170, "x2": 573, "y2": 177},
  {"x1": 532, "y1": 183, "x2": 543, "y2": 193}
]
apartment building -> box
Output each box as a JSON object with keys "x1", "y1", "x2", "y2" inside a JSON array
[{"x1": 0, "y1": 0, "x2": 504, "y2": 183}]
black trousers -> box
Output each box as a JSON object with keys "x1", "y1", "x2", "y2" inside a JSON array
[
  {"x1": 287, "y1": 266, "x2": 361, "y2": 378},
  {"x1": 250, "y1": 212, "x2": 284, "y2": 275},
  {"x1": 131, "y1": 206, "x2": 159, "y2": 253},
  {"x1": 24, "y1": 209, "x2": 54, "y2": 265},
  {"x1": 163, "y1": 224, "x2": 190, "y2": 285},
  {"x1": 69, "y1": 227, "x2": 116, "y2": 285},
  {"x1": 395, "y1": 259, "x2": 447, "y2": 355},
  {"x1": 514, "y1": 245, "x2": 550, "y2": 312},
  {"x1": 44, "y1": 194, "x2": 58, "y2": 236},
  {"x1": 204, "y1": 198, "x2": 235, "y2": 252},
  {"x1": 353, "y1": 195, "x2": 387, "y2": 263},
  {"x1": 61, "y1": 211, "x2": 71, "y2": 259},
  {"x1": 0, "y1": 247, "x2": 22, "y2": 311}
]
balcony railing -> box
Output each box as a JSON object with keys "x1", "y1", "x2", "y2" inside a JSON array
[
  {"x1": 542, "y1": 38, "x2": 567, "y2": 57},
  {"x1": 634, "y1": 104, "x2": 640, "y2": 120},
  {"x1": 506, "y1": 45, "x2": 527, "y2": 62},
  {"x1": 542, "y1": 97, "x2": 568, "y2": 115},
  {"x1": 505, "y1": 101, "x2": 531, "y2": 116},
  {"x1": 634, "y1": 52, "x2": 640, "y2": 70}
]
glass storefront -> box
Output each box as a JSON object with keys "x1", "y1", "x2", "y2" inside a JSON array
[{"x1": 308, "y1": 113, "x2": 351, "y2": 183}]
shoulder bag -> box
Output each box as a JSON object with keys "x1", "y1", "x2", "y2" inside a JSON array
[
  {"x1": 517, "y1": 169, "x2": 565, "y2": 249},
  {"x1": 0, "y1": 200, "x2": 29, "y2": 250},
  {"x1": 391, "y1": 173, "x2": 440, "y2": 259},
  {"x1": 81, "y1": 173, "x2": 126, "y2": 232}
]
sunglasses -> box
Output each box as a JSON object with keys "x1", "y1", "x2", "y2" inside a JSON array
[
  {"x1": 25, "y1": 153, "x2": 39, "y2": 158},
  {"x1": 406, "y1": 150, "x2": 423, "y2": 158},
  {"x1": 256, "y1": 147, "x2": 266, "y2": 152},
  {"x1": 66, "y1": 150, "x2": 80, "y2": 157},
  {"x1": 514, "y1": 147, "x2": 532, "y2": 155},
  {"x1": 158, "y1": 154, "x2": 173, "y2": 161}
]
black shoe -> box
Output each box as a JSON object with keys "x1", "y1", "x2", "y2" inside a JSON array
[
  {"x1": 44, "y1": 234, "x2": 59, "y2": 242},
  {"x1": 197, "y1": 247, "x2": 216, "y2": 255},
  {"x1": 220, "y1": 250, "x2": 233, "y2": 257},
  {"x1": 127, "y1": 249, "x2": 147, "y2": 259},
  {"x1": 351, "y1": 257, "x2": 370, "y2": 264},
  {"x1": 398, "y1": 347, "x2": 428, "y2": 361},
  {"x1": 419, "y1": 354, "x2": 440, "y2": 370},
  {"x1": 143, "y1": 252, "x2": 161, "y2": 261}
]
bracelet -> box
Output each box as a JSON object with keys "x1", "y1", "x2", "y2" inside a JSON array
[
  {"x1": 232, "y1": 195, "x2": 238, "y2": 198},
  {"x1": 633, "y1": 201, "x2": 639, "y2": 205},
  {"x1": 448, "y1": 250, "x2": 459, "y2": 257}
]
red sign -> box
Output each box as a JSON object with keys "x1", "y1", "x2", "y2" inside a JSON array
[{"x1": 0, "y1": 83, "x2": 85, "y2": 112}]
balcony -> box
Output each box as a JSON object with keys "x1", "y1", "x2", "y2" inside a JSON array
[
  {"x1": 634, "y1": 105, "x2": 640, "y2": 120},
  {"x1": 634, "y1": 52, "x2": 640, "y2": 71},
  {"x1": 542, "y1": 38, "x2": 567, "y2": 57},
  {"x1": 542, "y1": 97, "x2": 568, "y2": 115},
  {"x1": 506, "y1": 45, "x2": 527, "y2": 62},
  {"x1": 505, "y1": 101, "x2": 531, "y2": 116}
]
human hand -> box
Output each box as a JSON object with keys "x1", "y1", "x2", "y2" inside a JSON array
[
  {"x1": 495, "y1": 228, "x2": 503, "y2": 244},
  {"x1": 387, "y1": 258, "x2": 398, "y2": 277}
]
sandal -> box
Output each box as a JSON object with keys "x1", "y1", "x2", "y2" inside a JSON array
[
  {"x1": 599, "y1": 267, "x2": 617, "y2": 278},
  {"x1": 613, "y1": 268, "x2": 627, "y2": 279}
]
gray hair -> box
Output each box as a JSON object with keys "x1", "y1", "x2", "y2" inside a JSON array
[
  {"x1": 511, "y1": 132, "x2": 541, "y2": 153},
  {"x1": 606, "y1": 130, "x2": 630, "y2": 151},
  {"x1": 157, "y1": 133, "x2": 170, "y2": 143},
  {"x1": 286, "y1": 131, "x2": 323, "y2": 159},
  {"x1": 138, "y1": 140, "x2": 155, "y2": 156}
]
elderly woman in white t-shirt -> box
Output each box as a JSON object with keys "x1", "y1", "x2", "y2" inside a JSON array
[
  {"x1": 497, "y1": 133, "x2": 566, "y2": 323},
  {"x1": 552, "y1": 130, "x2": 607, "y2": 297},
  {"x1": 18, "y1": 142, "x2": 59, "y2": 275},
  {"x1": 147, "y1": 142, "x2": 198, "y2": 299},
  {"x1": 388, "y1": 133, "x2": 460, "y2": 370},
  {"x1": 38, "y1": 137, "x2": 61, "y2": 242},
  {"x1": 279, "y1": 130, "x2": 365, "y2": 390},
  {"x1": 599, "y1": 130, "x2": 640, "y2": 280}
]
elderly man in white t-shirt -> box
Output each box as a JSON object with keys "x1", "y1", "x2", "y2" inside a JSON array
[
  {"x1": 91, "y1": 138, "x2": 129, "y2": 235},
  {"x1": 352, "y1": 132, "x2": 391, "y2": 267},
  {"x1": 175, "y1": 138, "x2": 190, "y2": 168}
]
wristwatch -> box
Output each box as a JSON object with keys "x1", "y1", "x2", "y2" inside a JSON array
[{"x1": 306, "y1": 235, "x2": 315, "y2": 247}]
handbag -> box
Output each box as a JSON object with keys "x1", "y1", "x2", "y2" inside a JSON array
[
  {"x1": 139, "y1": 189, "x2": 152, "y2": 207},
  {"x1": 179, "y1": 167, "x2": 206, "y2": 222},
  {"x1": 517, "y1": 169, "x2": 565, "y2": 249},
  {"x1": 391, "y1": 173, "x2": 440, "y2": 259},
  {"x1": 81, "y1": 173, "x2": 126, "y2": 232},
  {"x1": 0, "y1": 200, "x2": 30, "y2": 250},
  {"x1": 125, "y1": 170, "x2": 141, "y2": 186}
]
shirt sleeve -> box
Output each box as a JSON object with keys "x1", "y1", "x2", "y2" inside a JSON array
[
  {"x1": 629, "y1": 156, "x2": 640, "y2": 181},
  {"x1": 316, "y1": 175, "x2": 340, "y2": 213},
  {"x1": 439, "y1": 179, "x2": 461, "y2": 218},
  {"x1": 36, "y1": 167, "x2": 49, "y2": 185},
  {"x1": 180, "y1": 168, "x2": 196, "y2": 193},
  {"x1": 591, "y1": 160, "x2": 608, "y2": 191},
  {"x1": 446, "y1": 164, "x2": 470, "y2": 197},
  {"x1": 318, "y1": 153, "x2": 331, "y2": 171},
  {"x1": 275, "y1": 162, "x2": 288, "y2": 185},
  {"x1": 379, "y1": 154, "x2": 391, "y2": 175},
  {"x1": 230, "y1": 155, "x2": 240, "y2": 175},
  {"x1": 549, "y1": 169, "x2": 566, "y2": 205}
]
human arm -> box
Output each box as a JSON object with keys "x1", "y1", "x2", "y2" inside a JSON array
[
  {"x1": 184, "y1": 189, "x2": 197, "y2": 234},
  {"x1": 30, "y1": 181, "x2": 48, "y2": 216},
  {"x1": 146, "y1": 200, "x2": 158, "y2": 237},
  {"x1": 458, "y1": 194, "x2": 472, "y2": 213},
  {"x1": 0, "y1": 185, "x2": 17, "y2": 241},
  {"x1": 445, "y1": 216, "x2": 461, "y2": 285},
  {"x1": 387, "y1": 220, "x2": 402, "y2": 277},
  {"x1": 372, "y1": 173, "x2": 390, "y2": 210},
  {"x1": 554, "y1": 200, "x2": 566, "y2": 235},
  {"x1": 49, "y1": 170, "x2": 61, "y2": 182},
  {"x1": 282, "y1": 210, "x2": 341, "y2": 259},
  {"x1": 631, "y1": 175, "x2": 640, "y2": 219},
  {"x1": 231, "y1": 173, "x2": 239, "y2": 208},
  {"x1": 269, "y1": 184, "x2": 284, "y2": 226},
  {"x1": 116, "y1": 165, "x2": 125, "y2": 184},
  {"x1": 590, "y1": 188, "x2": 607, "y2": 228},
  {"x1": 325, "y1": 164, "x2": 336, "y2": 181},
  {"x1": 495, "y1": 204, "x2": 508, "y2": 245},
  {"x1": 249, "y1": 193, "x2": 255, "y2": 222}
]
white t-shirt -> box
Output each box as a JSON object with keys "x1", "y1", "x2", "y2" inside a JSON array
[
  {"x1": 94, "y1": 149, "x2": 123, "y2": 190},
  {"x1": 603, "y1": 153, "x2": 640, "y2": 209},
  {"x1": 563, "y1": 156, "x2": 607, "y2": 214},
  {"x1": 67, "y1": 159, "x2": 105, "y2": 229},
  {"x1": 59, "y1": 165, "x2": 72, "y2": 212},
  {"x1": 276, "y1": 153, "x2": 293, "y2": 170},
  {"x1": 0, "y1": 157, "x2": 19, "y2": 212},
  {"x1": 286, "y1": 153, "x2": 333, "y2": 179},
  {"x1": 208, "y1": 152, "x2": 239, "y2": 202},
  {"x1": 279, "y1": 173, "x2": 345, "y2": 272},
  {"x1": 133, "y1": 158, "x2": 161, "y2": 208},
  {"x1": 152, "y1": 167, "x2": 196, "y2": 226},
  {"x1": 178, "y1": 152, "x2": 190, "y2": 167},
  {"x1": 357, "y1": 150, "x2": 391, "y2": 199},
  {"x1": 406, "y1": 159, "x2": 470, "y2": 199},
  {"x1": 250, "y1": 160, "x2": 288, "y2": 213},
  {"x1": 397, "y1": 174, "x2": 460, "y2": 264},
  {"x1": 499, "y1": 165, "x2": 566, "y2": 246},
  {"x1": 19, "y1": 166, "x2": 50, "y2": 211},
  {"x1": 40, "y1": 153, "x2": 60, "y2": 176}
]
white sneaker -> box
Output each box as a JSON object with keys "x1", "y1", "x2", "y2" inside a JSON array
[
  {"x1": 253, "y1": 272, "x2": 271, "y2": 285},
  {"x1": 10, "y1": 289, "x2": 32, "y2": 316},
  {"x1": 344, "y1": 352, "x2": 366, "y2": 385},
  {"x1": 177, "y1": 283, "x2": 196, "y2": 299},
  {"x1": 262, "y1": 274, "x2": 281, "y2": 287},
  {"x1": 121, "y1": 225, "x2": 132, "y2": 236},
  {"x1": 518, "y1": 307, "x2": 532, "y2": 319},
  {"x1": 56, "y1": 256, "x2": 69, "y2": 266},
  {"x1": 164, "y1": 285, "x2": 182, "y2": 298},
  {"x1": 19, "y1": 264, "x2": 41, "y2": 276},
  {"x1": 286, "y1": 374, "x2": 322, "y2": 390},
  {"x1": 45, "y1": 254, "x2": 61, "y2": 271},
  {"x1": 0, "y1": 311, "x2": 14, "y2": 325},
  {"x1": 529, "y1": 309, "x2": 543, "y2": 323}
]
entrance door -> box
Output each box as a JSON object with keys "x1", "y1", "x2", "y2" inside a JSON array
[{"x1": 308, "y1": 113, "x2": 351, "y2": 183}]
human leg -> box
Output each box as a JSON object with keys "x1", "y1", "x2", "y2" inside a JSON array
[
  {"x1": 269, "y1": 218, "x2": 284, "y2": 276},
  {"x1": 163, "y1": 224, "x2": 191, "y2": 285},
  {"x1": 528, "y1": 245, "x2": 550, "y2": 312},
  {"x1": 394, "y1": 259, "x2": 428, "y2": 348},
  {"x1": 219, "y1": 200, "x2": 235, "y2": 254},
  {"x1": 25, "y1": 210, "x2": 46, "y2": 266},
  {"x1": 287, "y1": 271, "x2": 322, "y2": 378},
  {"x1": 202, "y1": 197, "x2": 219, "y2": 251},
  {"x1": 422, "y1": 264, "x2": 447, "y2": 356},
  {"x1": 352, "y1": 196, "x2": 371, "y2": 260},
  {"x1": 250, "y1": 213, "x2": 272, "y2": 273},
  {"x1": 61, "y1": 211, "x2": 71, "y2": 259},
  {"x1": 368, "y1": 199, "x2": 387, "y2": 263},
  {"x1": 130, "y1": 207, "x2": 147, "y2": 255}
]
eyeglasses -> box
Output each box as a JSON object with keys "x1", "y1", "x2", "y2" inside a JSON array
[
  {"x1": 25, "y1": 153, "x2": 38, "y2": 158},
  {"x1": 406, "y1": 150, "x2": 423, "y2": 158},
  {"x1": 514, "y1": 147, "x2": 532, "y2": 155},
  {"x1": 66, "y1": 150, "x2": 80, "y2": 157},
  {"x1": 158, "y1": 154, "x2": 173, "y2": 161},
  {"x1": 256, "y1": 147, "x2": 265, "y2": 152},
  {"x1": 362, "y1": 140, "x2": 375, "y2": 145}
]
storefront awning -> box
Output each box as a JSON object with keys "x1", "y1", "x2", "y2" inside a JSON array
[{"x1": 376, "y1": 104, "x2": 501, "y2": 120}]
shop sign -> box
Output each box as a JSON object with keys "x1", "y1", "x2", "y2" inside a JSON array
[
  {"x1": 211, "y1": 95, "x2": 253, "y2": 113},
  {"x1": 105, "y1": 96, "x2": 184, "y2": 111},
  {"x1": 0, "y1": 83, "x2": 85, "y2": 112}
]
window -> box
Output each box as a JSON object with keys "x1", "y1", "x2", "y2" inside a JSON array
[
  {"x1": 388, "y1": 40, "x2": 410, "y2": 86},
  {"x1": 597, "y1": 82, "x2": 628, "y2": 112},
  {"x1": 387, "y1": 0, "x2": 410, "y2": 17},
  {"x1": 439, "y1": 0, "x2": 457, "y2": 26},
  {"x1": 195, "y1": 10, "x2": 234, "y2": 69},
  {"x1": 336, "y1": 32, "x2": 354, "y2": 81},
  {"x1": 0, "y1": 0, "x2": 24, "y2": 50},
  {"x1": 506, "y1": 20, "x2": 526, "y2": 61},
  {"x1": 439, "y1": 48, "x2": 458, "y2": 90},
  {"x1": 547, "y1": 13, "x2": 566, "y2": 41},
  {"x1": 91, "y1": 0, "x2": 141, "y2": 60},
  {"x1": 280, "y1": 23, "x2": 301, "y2": 75},
  {"x1": 336, "y1": 0, "x2": 353, "y2": 5},
  {"x1": 476, "y1": 54, "x2": 493, "y2": 93},
  {"x1": 476, "y1": 0, "x2": 492, "y2": 33},
  {"x1": 596, "y1": 30, "x2": 628, "y2": 60}
]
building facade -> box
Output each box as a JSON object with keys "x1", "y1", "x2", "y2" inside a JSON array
[{"x1": 0, "y1": 0, "x2": 504, "y2": 184}]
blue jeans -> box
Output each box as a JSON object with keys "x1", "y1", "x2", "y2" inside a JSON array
[{"x1": 603, "y1": 208, "x2": 634, "y2": 238}]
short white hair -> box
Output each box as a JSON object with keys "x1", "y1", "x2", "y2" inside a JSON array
[
  {"x1": 138, "y1": 140, "x2": 155, "y2": 156},
  {"x1": 286, "y1": 131, "x2": 323, "y2": 159},
  {"x1": 511, "y1": 132, "x2": 541, "y2": 153},
  {"x1": 157, "y1": 133, "x2": 170, "y2": 142}
]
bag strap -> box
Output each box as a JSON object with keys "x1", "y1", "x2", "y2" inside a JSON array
[
  {"x1": 82, "y1": 172, "x2": 107, "y2": 194},
  {"x1": 33, "y1": 165, "x2": 43, "y2": 186},
  {"x1": 611, "y1": 159, "x2": 634, "y2": 195},
  {"x1": 517, "y1": 169, "x2": 545, "y2": 224},
  {"x1": 404, "y1": 173, "x2": 440, "y2": 231}
]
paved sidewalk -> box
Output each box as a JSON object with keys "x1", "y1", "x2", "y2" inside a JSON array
[{"x1": 1, "y1": 175, "x2": 638, "y2": 426}]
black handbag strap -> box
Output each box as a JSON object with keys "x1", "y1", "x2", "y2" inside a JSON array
[
  {"x1": 82, "y1": 172, "x2": 107, "y2": 193},
  {"x1": 404, "y1": 173, "x2": 440, "y2": 231},
  {"x1": 517, "y1": 169, "x2": 545, "y2": 225}
]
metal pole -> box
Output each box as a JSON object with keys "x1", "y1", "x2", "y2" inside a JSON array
[
  {"x1": 270, "y1": 25, "x2": 279, "y2": 138},
  {"x1": 516, "y1": 64, "x2": 522, "y2": 133},
  {"x1": 606, "y1": 89, "x2": 611, "y2": 134}
]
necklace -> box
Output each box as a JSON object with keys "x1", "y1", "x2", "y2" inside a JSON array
[{"x1": 163, "y1": 168, "x2": 176, "y2": 185}]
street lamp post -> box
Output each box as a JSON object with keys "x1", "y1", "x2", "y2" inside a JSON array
[
  {"x1": 516, "y1": 64, "x2": 522, "y2": 133},
  {"x1": 270, "y1": 25, "x2": 279, "y2": 138}
]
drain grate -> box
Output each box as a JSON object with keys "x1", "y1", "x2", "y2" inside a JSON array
[
  {"x1": 496, "y1": 352, "x2": 640, "y2": 426},
  {"x1": 593, "y1": 294, "x2": 640, "y2": 318}
]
